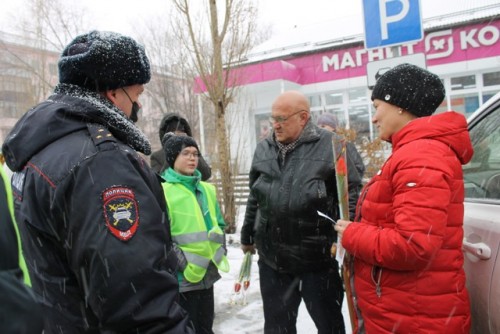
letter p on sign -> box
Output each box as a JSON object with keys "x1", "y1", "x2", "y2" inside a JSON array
[{"x1": 363, "y1": 0, "x2": 423, "y2": 50}]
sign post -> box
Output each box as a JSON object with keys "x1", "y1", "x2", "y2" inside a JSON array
[
  {"x1": 366, "y1": 53, "x2": 426, "y2": 89},
  {"x1": 362, "y1": 0, "x2": 423, "y2": 49}
]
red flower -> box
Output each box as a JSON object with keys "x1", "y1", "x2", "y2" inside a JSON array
[{"x1": 336, "y1": 157, "x2": 347, "y2": 176}]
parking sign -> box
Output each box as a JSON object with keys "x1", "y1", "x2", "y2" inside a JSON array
[{"x1": 363, "y1": 0, "x2": 423, "y2": 49}]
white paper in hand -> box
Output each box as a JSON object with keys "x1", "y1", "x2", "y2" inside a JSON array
[
  {"x1": 335, "y1": 236, "x2": 346, "y2": 265},
  {"x1": 317, "y1": 210, "x2": 336, "y2": 224},
  {"x1": 317, "y1": 211, "x2": 345, "y2": 265}
]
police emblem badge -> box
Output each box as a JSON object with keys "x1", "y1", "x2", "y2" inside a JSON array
[{"x1": 102, "y1": 186, "x2": 139, "y2": 241}]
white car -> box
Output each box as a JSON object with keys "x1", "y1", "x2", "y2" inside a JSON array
[{"x1": 463, "y1": 91, "x2": 500, "y2": 334}]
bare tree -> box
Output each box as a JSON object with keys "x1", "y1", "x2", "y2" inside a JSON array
[
  {"x1": 137, "y1": 14, "x2": 201, "y2": 150},
  {"x1": 171, "y1": 0, "x2": 260, "y2": 232},
  {"x1": 21, "y1": 0, "x2": 87, "y2": 51},
  {"x1": 0, "y1": 0, "x2": 88, "y2": 104},
  {"x1": 0, "y1": 0, "x2": 92, "y2": 142}
]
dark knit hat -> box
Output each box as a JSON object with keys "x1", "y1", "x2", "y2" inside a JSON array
[
  {"x1": 158, "y1": 113, "x2": 192, "y2": 141},
  {"x1": 58, "y1": 31, "x2": 151, "y2": 91},
  {"x1": 162, "y1": 133, "x2": 200, "y2": 167},
  {"x1": 371, "y1": 63, "x2": 445, "y2": 117},
  {"x1": 317, "y1": 113, "x2": 339, "y2": 129}
]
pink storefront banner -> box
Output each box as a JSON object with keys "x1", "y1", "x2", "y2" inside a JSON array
[{"x1": 194, "y1": 19, "x2": 499, "y2": 92}]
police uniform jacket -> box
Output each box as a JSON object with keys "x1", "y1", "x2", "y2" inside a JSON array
[{"x1": 1, "y1": 83, "x2": 192, "y2": 333}]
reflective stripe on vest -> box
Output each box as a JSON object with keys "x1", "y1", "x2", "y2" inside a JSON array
[
  {"x1": 208, "y1": 230, "x2": 224, "y2": 244},
  {"x1": 200, "y1": 183, "x2": 229, "y2": 273},
  {"x1": 213, "y1": 246, "x2": 225, "y2": 265},
  {"x1": 163, "y1": 181, "x2": 229, "y2": 283},
  {"x1": 173, "y1": 231, "x2": 208, "y2": 245},
  {"x1": 184, "y1": 252, "x2": 211, "y2": 268}
]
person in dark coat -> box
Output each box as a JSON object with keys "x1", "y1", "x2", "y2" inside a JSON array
[
  {"x1": 241, "y1": 90, "x2": 362, "y2": 334},
  {"x1": 2, "y1": 31, "x2": 193, "y2": 333},
  {"x1": 317, "y1": 112, "x2": 366, "y2": 182},
  {"x1": 0, "y1": 166, "x2": 43, "y2": 333},
  {"x1": 150, "y1": 113, "x2": 211, "y2": 180}
]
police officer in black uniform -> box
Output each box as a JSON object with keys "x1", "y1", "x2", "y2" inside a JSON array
[{"x1": 2, "y1": 31, "x2": 193, "y2": 333}]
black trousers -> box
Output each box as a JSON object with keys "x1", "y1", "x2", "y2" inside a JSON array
[
  {"x1": 258, "y1": 260, "x2": 346, "y2": 334},
  {"x1": 179, "y1": 286, "x2": 215, "y2": 334}
]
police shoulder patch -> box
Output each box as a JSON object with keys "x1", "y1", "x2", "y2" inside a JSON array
[{"x1": 102, "y1": 186, "x2": 139, "y2": 241}]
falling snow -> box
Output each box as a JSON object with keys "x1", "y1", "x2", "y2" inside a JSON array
[{"x1": 212, "y1": 206, "x2": 352, "y2": 334}]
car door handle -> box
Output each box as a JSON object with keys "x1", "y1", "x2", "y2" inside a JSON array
[{"x1": 462, "y1": 240, "x2": 491, "y2": 260}]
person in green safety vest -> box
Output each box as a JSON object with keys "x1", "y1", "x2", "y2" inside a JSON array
[
  {"x1": 0, "y1": 160, "x2": 43, "y2": 333},
  {"x1": 161, "y1": 133, "x2": 229, "y2": 334}
]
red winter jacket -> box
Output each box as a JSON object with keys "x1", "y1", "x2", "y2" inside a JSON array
[{"x1": 343, "y1": 111, "x2": 473, "y2": 334}]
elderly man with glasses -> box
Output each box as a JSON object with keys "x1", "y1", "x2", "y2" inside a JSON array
[{"x1": 241, "y1": 90, "x2": 362, "y2": 334}]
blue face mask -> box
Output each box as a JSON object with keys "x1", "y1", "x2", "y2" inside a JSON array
[{"x1": 121, "y1": 88, "x2": 141, "y2": 123}]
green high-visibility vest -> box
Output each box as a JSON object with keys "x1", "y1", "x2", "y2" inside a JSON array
[
  {"x1": 1, "y1": 167, "x2": 31, "y2": 286},
  {"x1": 163, "y1": 181, "x2": 229, "y2": 283}
]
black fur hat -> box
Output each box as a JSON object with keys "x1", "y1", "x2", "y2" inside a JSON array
[
  {"x1": 158, "y1": 113, "x2": 193, "y2": 141},
  {"x1": 371, "y1": 63, "x2": 445, "y2": 117},
  {"x1": 58, "y1": 31, "x2": 151, "y2": 91},
  {"x1": 162, "y1": 133, "x2": 199, "y2": 168}
]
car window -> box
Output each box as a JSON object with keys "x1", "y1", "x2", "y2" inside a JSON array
[{"x1": 463, "y1": 104, "x2": 500, "y2": 200}]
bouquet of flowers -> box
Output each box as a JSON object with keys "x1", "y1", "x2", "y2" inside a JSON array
[{"x1": 229, "y1": 252, "x2": 253, "y2": 305}]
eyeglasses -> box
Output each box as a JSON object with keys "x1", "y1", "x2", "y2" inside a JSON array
[
  {"x1": 269, "y1": 110, "x2": 307, "y2": 124},
  {"x1": 179, "y1": 151, "x2": 200, "y2": 159}
]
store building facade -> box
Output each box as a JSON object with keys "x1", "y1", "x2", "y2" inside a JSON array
[{"x1": 211, "y1": 8, "x2": 500, "y2": 173}]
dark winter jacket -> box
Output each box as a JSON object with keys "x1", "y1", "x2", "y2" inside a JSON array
[
  {"x1": 150, "y1": 113, "x2": 211, "y2": 180},
  {"x1": 2, "y1": 84, "x2": 192, "y2": 334},
  {"x1": 241, "y1": 121, "x2": 362, "y2": 274},
  {"x1": 346, "y1": 141, "x2": 365, "y2": 182},
  {"x1": 343, "y1": 112, "x2": 472, "y2": 333}
]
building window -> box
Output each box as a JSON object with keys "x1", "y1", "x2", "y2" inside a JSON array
[
  {"x1": 483, "y1": 92, "x2": 499, "y2": 104},
  {"x1": 324, "y1": 91, "x2": 343, "y2": 105},
  {"x1": 483, "y1": 71, "x2": 500, "y2": 87},
  {"x1": 348, "y1": 88, "x2": 368, "y2": 103},
  {"x1": 348, "y1": 105, "x2": 370, "y2": 143},
  {"x1": 307, "y1": 94, "x2": 322, "y2": 107},
  {"x1": 254, "y1": 113, "x2": 271, "y2": 142},
  {"x1": 451, "y1": 75, "x2": 476, "y2": 90},
  {"x1": 450, "y1": 93, "x2": 479, "y2": 115}
]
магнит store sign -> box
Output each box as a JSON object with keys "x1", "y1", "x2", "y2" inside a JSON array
[
  {"x1": 194, "y1": 19, "x2": 499, "y2": 91},
  {"x1": 319, "y1": 20, "x2": 499, "y2": 77}
]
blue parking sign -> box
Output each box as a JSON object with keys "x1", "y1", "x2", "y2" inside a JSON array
[{"x1": 363, "y1": 0, "x2": 423, "y2": 49}]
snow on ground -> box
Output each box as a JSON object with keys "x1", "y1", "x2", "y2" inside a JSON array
[{"x1": 213, "y1": 206, "x2": 352, "y2": 334}]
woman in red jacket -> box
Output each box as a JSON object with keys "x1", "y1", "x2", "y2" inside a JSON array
[{"x1": 335, "y1": 63, "x2": 472, "y2": 333}]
